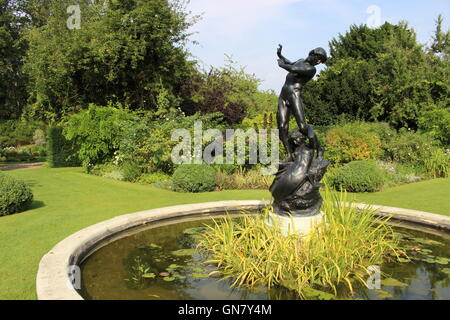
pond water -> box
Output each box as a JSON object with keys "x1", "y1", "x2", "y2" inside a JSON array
[{"x1": 79, "y1": 216, "x2": 450, "y2": 300}]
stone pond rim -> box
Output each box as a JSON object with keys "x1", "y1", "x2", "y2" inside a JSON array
[{"x1": 36, "y1": 200, "x2": 450, "y2": 300}]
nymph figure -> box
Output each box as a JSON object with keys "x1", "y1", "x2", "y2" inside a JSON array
[{"x1": 276, "y1": 45, "x2": 327, "y2": 159}]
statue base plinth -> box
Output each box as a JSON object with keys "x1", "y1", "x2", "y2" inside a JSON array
[{"x1": 264, "y1": 211, "x2": 324, "y2": 237}]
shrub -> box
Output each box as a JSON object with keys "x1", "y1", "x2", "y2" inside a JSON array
[
  {"x1": 324, "y1": 122, "x2": 382, "y2": 164},
  {"x1": 418, "y1": 106, "x2": 450, "y2": 147},
  {"x1": 103, "y1": 170, "x2": 125, "y2": 181},
  {"x1": 172, "y1": 164, "x2": 216, "y2": 193},
  {"x1": 363, "y1": 122, "x2": 397, "y2": 160},
  {"x1": 0, "y1": 173, "x2": 34, "y2": 216},
  {"x1": 47, "y1": 126, "x2": 79, "y2": 167},
  {"x1": 0, "y1": 120, "x2": 44, "y2": 146},
  {"x1": 118, "y1": 112, "x2": 224, "y2": 175},
  {"x1": 211, "y1": 156, "x2": 241, "y2": 175},
  {"x1": 120, "y1": 161, "x2": 143, "y2": 182},
  {"x1": 377, "y1": 161, "x2": 423, "y2": 187},
  {"x1": 424, "y1": 148, "x2": 449, "y2": 178},
  {"x1": 33, "y1": 129, "x2": 46, "y2": 147},
  {"x1": 328, "y1": 160, "x2": 387, "y2": 192},
  {"x1": 138, "y1": 172, "x2": 171, "y2": 185},
  {"x1": 388, "y1": 129, "x2": 437, "y2": 165},
  {"x1": 62, "y1": 104, "x2": 138, "y2": 168},
  {"x1": 215, "y1": 168, "x2": 274, "y2": 190},
  {"x1": 1, "y1": 146, "x2": 32, "y2": 162}
]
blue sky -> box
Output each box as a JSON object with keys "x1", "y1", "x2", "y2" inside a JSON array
[{"x1": 185, "y1": 0, "x2": 450, "y2": 91}]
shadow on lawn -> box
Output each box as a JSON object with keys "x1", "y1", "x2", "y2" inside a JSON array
[{"x1": 29, "y1": 200, "x2": 45, "y2": 210}]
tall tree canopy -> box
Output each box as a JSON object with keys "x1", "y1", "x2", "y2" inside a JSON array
[
  {"x1": 0, "y1": 0, "x2": 28, "y2": 119},
  {"x1": 304, "y1": 21, "x2": 449, "y2": 129},
  {"x1": 22, "y1": 0, "x2": 198, "y2": 121}
]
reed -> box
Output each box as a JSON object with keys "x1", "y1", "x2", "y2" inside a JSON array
[{"x1": 197, "y1": 187, "x2": 403, "y2": 298}]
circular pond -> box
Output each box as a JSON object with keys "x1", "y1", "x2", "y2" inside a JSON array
[{"x1": 79, "y1": 215, "x2": 450, "y2": 300}]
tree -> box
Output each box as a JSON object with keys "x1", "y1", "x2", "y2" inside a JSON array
[
  {"x1": 0, "y1": 0, "x2": 28, "y2": 119},
  {"x1": 305, "y1": 21, "x2": 449, "y2": 129},
  {"x1": 180, "y1": 57, "x2": 269, "y2": 124},
  {"x1": 328, "y1": 22, "x2": 418, "y2": 65},
  {"x1": 430, "y1": 14, "x2": 450, "y2": 61},
  {"x1": 23, "y1": 0, "x2": 198, "y2": 121}
]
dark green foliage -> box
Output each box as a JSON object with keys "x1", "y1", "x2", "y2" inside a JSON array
[
  {"x1": 430, "y1": 14, "x2": 450, "y2": 60},
  {"x1": 62, "y1": 104, "x2": 138, "y2": 168},
  {"x1": 46, "y1": 126, "x2": 79, "y2": 167},
  {"x1": 328, "y1": 160, "x2": 387, "y2": 193},
  {"x1": 306, "y1": 21, "x2": 450, "y2": 129},
  {"x1": 23, "y1": 0, "x2": 198, "y2": 121},
  {"x1": 0, "y1": 120, "x2": 44, "y2": 146},
  {"x1": 418, "y1": 106, "x2": 450, "y2": 147},
  {"x1": 172, "y1": 164, "x2": 216, "y2": 193},
  {"x1": 329, "y1": 22, "x2": 419, "y2": 63},
  {"x1": 120, "y1": 161, "x2": 142, "y2": 182},
  {"x1": 118, "y1": 111, "x2": 224, "y2": 175},
  {"x1": 211, "y1": 157, "x2": 240, "y2": 175},
  {"x1": 0, "y1": 0, "x2": 28, "y2": 119},
  {"x1": 0, "y1": 172, "x2": 33, "y2": 216},
  {"x1": 180, "y1": 58, "x2": 272, "y2": 124}
]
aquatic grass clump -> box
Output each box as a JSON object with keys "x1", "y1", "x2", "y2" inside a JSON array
[{"x1": 197, "y1": 189, "x2": 403, "y2": 298}]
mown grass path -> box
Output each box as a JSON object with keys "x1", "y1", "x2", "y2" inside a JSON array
[{"x1": 0, "y1": 167, "x2": 448, "y2": 299}]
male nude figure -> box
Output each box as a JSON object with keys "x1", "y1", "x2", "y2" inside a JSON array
[{"x1": 276, "y1": 45, "x2": 327, "y2": 159}]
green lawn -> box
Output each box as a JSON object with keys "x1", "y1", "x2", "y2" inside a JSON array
[
  {"x1": 353, "y1": 178, "x2": 450, "y2": 215},
  {"x1": 0, "y1": 167, "x2": 449, "y2": 300}
]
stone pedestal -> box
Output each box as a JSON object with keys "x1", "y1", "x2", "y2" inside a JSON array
[{"x1": 264, "y1": 212, "x2": 324, "y2": 237}]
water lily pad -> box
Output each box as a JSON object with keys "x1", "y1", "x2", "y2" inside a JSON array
[
  {"x1": 174, "y1": 274, "x2": 187, "y2": 280},
  {"x1": 398, "y1": 258, "x2": 410, "y2": 263},
  {"x1": 171, "y1": 249, "x2": 196, "y2": 256},
  {"x1": 375, "y1": 289, "x2": 394, "y2": 299},
  {"x1": 148, "y1": 294, "x2": 160, "y2": 298},
  {"x1": 142, "y1": 273, "x2": 156, "y2": 279},
  {"x1": 423, "y1": 258, "x2": 437, "y2": 264},
  {"x1": 150, "y1": 243, "x2": 162, "y2": 249},
  {"x1": 411, "y1": 237, "x2": 443, "y2": 246},
  {"x1": 159, "y1": 272, "x2": 170, "y2": 277},
  {"x1": 167, "y1": 264, "x2": 182, "y2": 270},
  {"x1": 302, "y1": 287, "x2": 335, "y2": 300},
  {"x1": 441, "y1": 268, "x2": 450, "y2": 275},
  {"x1": 190, "y1": 267, "x2": 204, "y2": 273},
  {"x1": 434, "y1": 257, "x2": 449, "y2": 265},
  {"x1": 163, "y1": 276, "x2": 175, "y2": 282},
  {"x1": 381, "y1": 278, "x2": 408, "y2": 287}
]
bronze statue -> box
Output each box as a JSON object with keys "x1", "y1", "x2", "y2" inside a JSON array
[
  {"x1": 270, "y1": 46, "x2": 329, "y2": 216},
  {"x1": 270, "y1": 130, "x2": 329, "y2": 216},
  {"x1": 276, "y1": 45, "x2": 327, "y2": 159}
]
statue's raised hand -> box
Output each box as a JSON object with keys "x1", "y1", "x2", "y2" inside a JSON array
[{"x1": 277, "y1": 44, "x2": 283, "y2": 57}]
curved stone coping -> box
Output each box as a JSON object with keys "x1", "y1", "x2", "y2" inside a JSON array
[
  {"x1": 36, "y1": 200, "x2": 450, "y2": 300},
  {"x1": 352, "y1": 203, "x2": 450, "y2": 232},
  {"x1": 36, "y1": 200, "x2": 268, "y2": 300}
]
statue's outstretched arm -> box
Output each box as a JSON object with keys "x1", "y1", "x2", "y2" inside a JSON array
[
  {"x1": 277, "y1": 44, "x2": 293, "y2": 65},
  {"x1": 278, "y1": 60, "x2": 315, "y2": 77}
]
